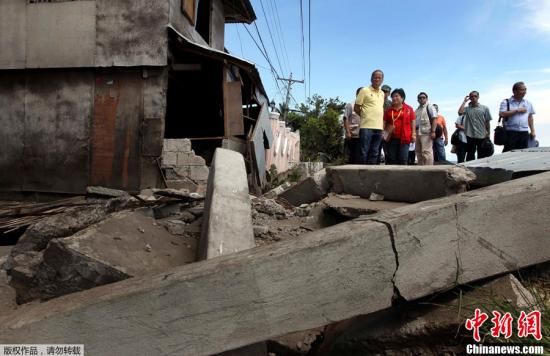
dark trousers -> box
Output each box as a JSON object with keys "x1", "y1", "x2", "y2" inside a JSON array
[
  {"x1": 455, "y1": 142, "x2": 467, "y2": 163},
  {"x1": 385, "y1": 139, "x2": 409, "y2": 165},
  {"x1": 408, "y1": 149, "x2": 416, "y2": 165},
  {"x1": 466, "y1": 137, "x2": 490, "y2": 161},
  {"x1": 503, "y1": 131, "x2": 529, "y2": 152},
  {"x1": 345, "y1": 137, "x2": 361, "y2": 164},
  {"x1": 359, "y1": 128, "x2": 383, "y2": 165}
]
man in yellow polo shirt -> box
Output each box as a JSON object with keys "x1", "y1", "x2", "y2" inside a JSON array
[{"x1": 354, "y1": 70, "x2": 385, "y2": 164}]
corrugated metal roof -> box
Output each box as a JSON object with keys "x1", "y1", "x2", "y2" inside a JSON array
[{"x1": 463, "y1": 147, "x2": 550, "y2": 172}]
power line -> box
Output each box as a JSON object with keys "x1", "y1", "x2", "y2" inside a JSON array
[
  {"x1": 268, "y1": 0, "x2": 291, "y2": 74},
  {"x1": 299, "y1": 0, "x2": 307, "y2": 100},
  {"x1": 235, "y1": 25, "x2": 244, "y2": 58},
  {"x1": 241, "y1": 23, "x2": 283, "y2": 96},
  {"x1": 308, "y1": 0, "x2": 312, "y2": 98},
  {"x1": 258, "y1": 0, "x2": 285, "y2": 78}
]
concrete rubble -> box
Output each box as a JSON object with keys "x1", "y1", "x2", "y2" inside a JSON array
[
  {"x1": 278, "y1": 168, "x2": 329, "y2": 206},
  {"x1": 3, "y1": 188, "x2": 205, "y2": 304},
  {"x1": 0, "y1": 246, "x2": 16, "y2": 316},
  {"x1": 0, "y1": 161, "x2": 548, "y2": 355},
  {"x1": 162, "y1": 138, "x2": 209, "y2": 194}
]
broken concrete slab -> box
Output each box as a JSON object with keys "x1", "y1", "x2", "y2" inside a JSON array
[
  {"x1": 322, "y1": 194, "x2": 409, "y2": 219},
  {"x1": 1, "y1": 173, "x2": 549, "y2": 354},
  {"x1": 252, "y1": 198, "x2": 288, "y2": 218},
  {"x1": 86, "y1": 186, "x2": 130, "y2": 198},
  {"x1": 0, "y1": 220, "x2": 396, "y2": 356},
  {"x1": 278, "y1": 169, "x2": 329, "y2": 206},
  {"x1": 359, "y1": 170, "x2": 550, "y2": 301},
  {"x1": 9, "y1": 210, "x2": 194, "y2": 303},
  {"x1": 198, "y1": 148, "x2": 255, "y2": 260},
  {"x1": 327, "y1": 165, "x2": 476, "y2": 203},
  {"x1": 462, "y1": 147, "x2": 550, "y2": 188},
  {"x1": 263, "y1": 182, "x2": 291, "y2": 199},
  {"x1": 6, "y1": 198, "x2": 133, "y2": 259},
  {"x1": 317, "y1": 274, "x2": 537, "y2": 355}
]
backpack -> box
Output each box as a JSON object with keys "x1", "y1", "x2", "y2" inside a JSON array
[{"x1": 426, "y1": 106, "x2": 443, "y2": 138}]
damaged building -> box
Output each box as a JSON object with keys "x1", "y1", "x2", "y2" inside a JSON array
[{"x1": 0, "y1": 0, "x2": 273, "y2": 195}]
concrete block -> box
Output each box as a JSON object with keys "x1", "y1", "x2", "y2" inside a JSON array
[
  {"x1": 163, "y1": 138, "x2": 192, "y2": 153},
  {"x1": 165, "y1": 178, "x2": 199, "y2": 192},
  {"x1": 197, "y1": 148, "x2": 254, "y2": 259},
  {"x1": 165, "y1": 166, "x2": 191, "y2": 180},
  {"x1": 177, "y1": 152, "x2": 206, "y2": 166},
  {"x1": 360, "y1": 171, "x2": 550, "y2": 300},
  {"x1": 10, "y1": 210, "x2": 194, "y2": 303},
  {"x1": 162, "y1": 151, "x2": 177, "y2": 166},
  {"x1": 327, "y1": 165, "x2": 476, "y2": 203},
  {"x1": 189, "y1": 165, "x2": 210, "y2": 182},
  {"x1": 279, "y1": 169, "x2": 329, "y2": 206}
]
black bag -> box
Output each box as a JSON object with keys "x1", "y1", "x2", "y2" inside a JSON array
[
  {"x1": 494, "y1": 125, "x2": 507, "y2": 146},
  {"x1": 494, "y1": 99, "x2": 509, "y2": 146},
  {"x1": 451, "y1": 129, "x2": 461, "y2": 146},
  {"x1": 479, "y1": 137, "x2": 494, "y2": 158}
]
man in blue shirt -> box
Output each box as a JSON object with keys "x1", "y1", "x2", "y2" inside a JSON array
[{"x1": 499, "y1": 82, "x2": 536, "y2": 152}]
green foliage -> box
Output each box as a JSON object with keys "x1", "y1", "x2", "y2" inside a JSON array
[{"x1": 287, "y1": 94, "x2": 346, "y2": 162}]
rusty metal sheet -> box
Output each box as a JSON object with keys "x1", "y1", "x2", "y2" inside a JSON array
[
  {"x1": 143, "y1": 68, "x2": 168, "y2": 119},
  {"x1": 26, "y1": 1, "x2": 96, "y2": 68},
  {"x1": 141, "y1": 118, "x2": 164, "y2": 157},
  {"x1": 141, "y1": 69, "x2": 166, "y2": 163},
  {"x1": 23, "y1": 71, "x2": 93, "y2": 193},
  {"x1": 95, "y1": 0, "x2": 168, "y2": 67},
  {"x1": 91, "y1": 71, "x2": 143, "y2": 191},
  {"x1": 224, "y1": 80, "x2": 244, "y2": 136},
  {"x1": 0, "y1": 0, "x2": 26, "y2": 69},
  {"x1": 0, "y1": 72, "x2": 26, "y2": 191}
]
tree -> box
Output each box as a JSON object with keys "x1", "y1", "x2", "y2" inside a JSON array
[{"x1": 286, "y1": 94, "x2": 346, "y2": 163}]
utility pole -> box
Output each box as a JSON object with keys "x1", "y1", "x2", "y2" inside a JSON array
[{"x1": 277, "y1": 73, "x2": 304, "y2": 122}]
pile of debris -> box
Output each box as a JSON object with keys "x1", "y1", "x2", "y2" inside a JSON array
[{"x1": 1, "y1": 186, "x2": 205, "y2": 305}]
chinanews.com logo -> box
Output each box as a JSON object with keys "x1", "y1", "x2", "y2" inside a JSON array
[{"x1": 464, "y1": 308, "x2": 545, "y2": 355}]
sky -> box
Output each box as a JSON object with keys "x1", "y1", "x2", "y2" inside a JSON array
[{"x1": 225, "y1": 0, "x2": 550, "y2": 152}]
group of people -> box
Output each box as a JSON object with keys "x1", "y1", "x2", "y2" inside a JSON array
[{"x1": 343, "y1": 70, "x2": 537, "y2": 165}]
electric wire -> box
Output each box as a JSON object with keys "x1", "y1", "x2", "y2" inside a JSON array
[
  {"x1": 258, "y1": 0, "x2": 285, "y2": 79},
  {"x1": 268, "y1": 0, "x2": 291, "y2": 74},
  {"x1": 241, "y1": 23, "x2": 283, "y2": 96},
  {"x1": 299, "y1": 0, "x2": 307, "y2": 100},
  {"x1": 308, "y1": 0, "x2": 312, "y2": 98}
]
